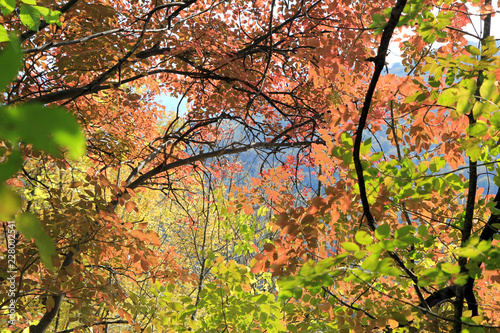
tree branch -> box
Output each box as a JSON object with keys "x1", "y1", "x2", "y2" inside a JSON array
[
  {"x1": 453, "y1": 4, "x2": 491, "y2": 330},
  {"x1": 421, "y1": 190, "x2": 500, "y2": 314},
  {"x1": 29, "y1": 249, "x2": 77, "y2": 333},
  {"x1": 352, "y1": 0, "x2": 407, "y2": 230},
  {"x1": 125, "y1": 140, "x2": 322, "y2": 191}
]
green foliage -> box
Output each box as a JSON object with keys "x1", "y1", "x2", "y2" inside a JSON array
[
  {"x1": 0, "y1": 38, "x2": 85, "y2": 271},
  {"x1": 1, "y1": 0, "x2": 61, "y2": 35},
  {"x1": 150, "y1": 258, "x2": 286, "y2": 332},
  {"x1": 19, "y1": 4, "x2": 41, "y2": 30},
  {"x1": 0, "y1": 104, "x2": 86, "y2": 159},
  {"x1": 0, "y1": 38, "x2": 22, "y2": 91},
  {"x1": 0, "y1": 186, "x2": 21, "y2": 220},
  {"x1": 3, "y1": 0, "x2": 500, "y2": 331},
  {"x1": 0, "y1": 0, "x2": 15, "y2": 16},
  {"x1": 15, "y1": 212, "x2": 56, "y2": 270}
]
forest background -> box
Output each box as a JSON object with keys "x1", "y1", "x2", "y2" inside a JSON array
[{"x1": 1, "y1": 0, "x2": 500, "y2": 332}]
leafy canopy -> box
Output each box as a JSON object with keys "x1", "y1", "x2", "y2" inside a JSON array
[{"x1": 1, "y1": 0, "x2": 500, "y2": 332}]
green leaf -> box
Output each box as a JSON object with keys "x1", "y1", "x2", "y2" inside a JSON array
[
  {"x1": 491, "y1": 112, "x2": 500, "y2": 128},
  {"x1": 20, "y1": 4, "x2": 41, "y2": 30},
  {"x1": 0, "y1": 104, "x2": 86, "y2": 159},
  {"x1": 340, "y1": 132, "x2": 353, "y2": 148},
  {"x1": 0, "y1": 186, "x2": 21, "y2": 220},
  {"x1": 15, "y1": 212, "x2": 56, "y2": 271},
  {"x1": 454, "y1": 273, "x2": 469, "y2": 286},
  {"x1": 380, "y1": 265, "x2": 401, "y2": 277},
  {"x1": 445, "y1": 173, "x2": 463, "y2": 190},
  {"x1": 465, "y1": 45, "x2": 481, "y2": 56},
  {"x1": 417, "y1": 225, "x2": 428, "y2": 237},
  {"x1": 342, "y1": 151, "x2": 353, "y2": 165},
  {"x1": 456, "y1": 94, "x2": 472, "y2": 115},
  {"x1": 0, "y1": 25, "x2": 8, "y2": 42},
  {"x1": 480, "y1": 73, "x2": 497, "y2": 101},
  {"x1": 456, "y1": 246, "x2": 482, "y2": 260},
  {"x1": 360, "y1": 138, "x2": 372, "y2": 155},
  {"x1": 420, "y1": 267, "x2": 440, "y2": 279},
  {"x1": 395, "y1": 225, "x2": 415, "y2": 239},
  {"x1": 466, "y1": 145, "x2": 481, "y2": 162},
  {"x1": 361, "y1": 253, "x2": 380, "y2": 271},
  {"x1": 33, "y1": 6, "x2": 61, "y2": 25},
  {"x1": 341, "y1": 242, "x2": 360, "y2": 252},
  {"x1": 0, "y1": 0, "x2": 15, "y2": 15},
  {"x1": 180, "y1": 296, "x2": 192, "y2": 304},
  {"x1": 405, "y1": 92, "x2": 424, "y2": 103},
  {"x1": 437, "y1": 88, "x2": 458, "y2": 107},
  {"x1": 459, "y1": 78, "x2": 477, "y2": 93},
  {"x1": 375, "y1": 224, "x2": 391, "y2": 240},
  {"x1": 278, "y1": 277, "x2": 301, "y2": 291},
  {"x1": 370, "y1": 152, "x2": 383, "y2": 162},
  {"x1": 315, "y1": 257, "x2": 335, "y2": 274},
  {"x1": 477, "y1": 240, "x2": 491, "y2": 253},
  {"x1": 20, "y1": 0, "x2": 37, "y2": 4},
  {"x1": 369, "y1": 13, "x2": 387, "y2": 28},
  {"x1": 0, "y1": 24, "x2": 10, "y2": 43},
  {"x1": 417, "y1": 163, "x2": 428, "y2": 173},
  {"x1": 466, "y1": 121, "x2": 488, "y2": 138},
  {"x1": 0, "y1": 37, "x2": 22, "y2": 92},
  {"x1": 0, "y1": 149, "x2": 23, "y2": 182},
  {"x1": 391, "y1": 311, "x2": 409, "y2": 325},
  {"x1": 355, "y1": 231, "x2": 373, "y2": 245},
  {"x1": 440, "y1": 262, "x2": 460, "y2": 274}
]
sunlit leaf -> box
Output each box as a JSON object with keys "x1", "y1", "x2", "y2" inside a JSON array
[
  {"x1": 0, "y1": 25, "x2": 9, "y2": 42},
  {"x1": 341, "y1": 241, "x2": 360, "y2": 252},
  {"x1": 15, "y1": 212, "x2": 56, "y2": 271},
  {"x1": 466, "y1": 121, "x2": 488, "y2": 138},
  {"x1": 0, "y1": 0, "x2": 15, "y2": 15},
  {"x1": 19, "y1": 4, "x2": 41, "y2": 30},
  {"x1": 355, "y1": 231, "x2": 373, "y2": 245},
  {"x1": 0, "y1": 186, "x2": 21, "y2": 220},
  {"x1": 0, "y1": 104, "x2": 86, "y2": 159}
]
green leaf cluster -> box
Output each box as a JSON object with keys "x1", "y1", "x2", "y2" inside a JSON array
[
  {"x1": 0, "y1": 38, "x2": 85, "y2": 271},
  {"x1": 154, "y1": 259, "x2": 286, "y2": 332},
  {"x1": 1, "y1": 0, "x2": 61, "y2": 41}
]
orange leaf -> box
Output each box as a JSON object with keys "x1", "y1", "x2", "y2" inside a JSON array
[
  {"x1": 243, "y1": 204, "x2": 254, "y2": 215},
  {"x1": 140, "y1": 259, "x2": 150, "y2": 271},
  {"x1": 125, "y1": 200, "x2": 136, "y2": 213},
  {"x1": 317, "y1": 302, "x2": 331, "y2": 312},
  {"x1": 69, "y1": 181, "x2": 83, "y2": 188}
]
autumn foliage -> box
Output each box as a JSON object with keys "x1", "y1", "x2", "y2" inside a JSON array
[{"x1": 1, "y1": 0, "x2": 500, "y2": 332}]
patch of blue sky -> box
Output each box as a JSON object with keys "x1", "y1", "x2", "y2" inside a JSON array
[{"x1": 156, "y1": 93, "x2": 188, "y2": 119}]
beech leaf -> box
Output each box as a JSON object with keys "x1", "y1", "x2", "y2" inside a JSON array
[
  {"x1": 466, "y1": 121, "x2": 488, "y2": 138},
  {"x1": 16, "y1": 212, "x2": 56, "y2": 271},
  {"x1": 20, "y1": 4, "x2": 41, "y2": 30},
  {"x1": 0, "y1": 0, "x2": 15, "y2": 15},
  {"x1": 355, "y1": 231, "x2": 373, "y2": 245},
  {"x1": 341, "y1": 242, "x2": 360, "y2": 252},
  {"x1": 0, "y1": 25, "x2": 9, "y2": 42},
  {"x1": 375, "y1": 224, "x2": 391, "y2": 240}
]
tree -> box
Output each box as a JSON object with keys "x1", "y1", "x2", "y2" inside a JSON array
[{"x1": 1, "y1": 0, "x2": 500, "y2": 332}]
